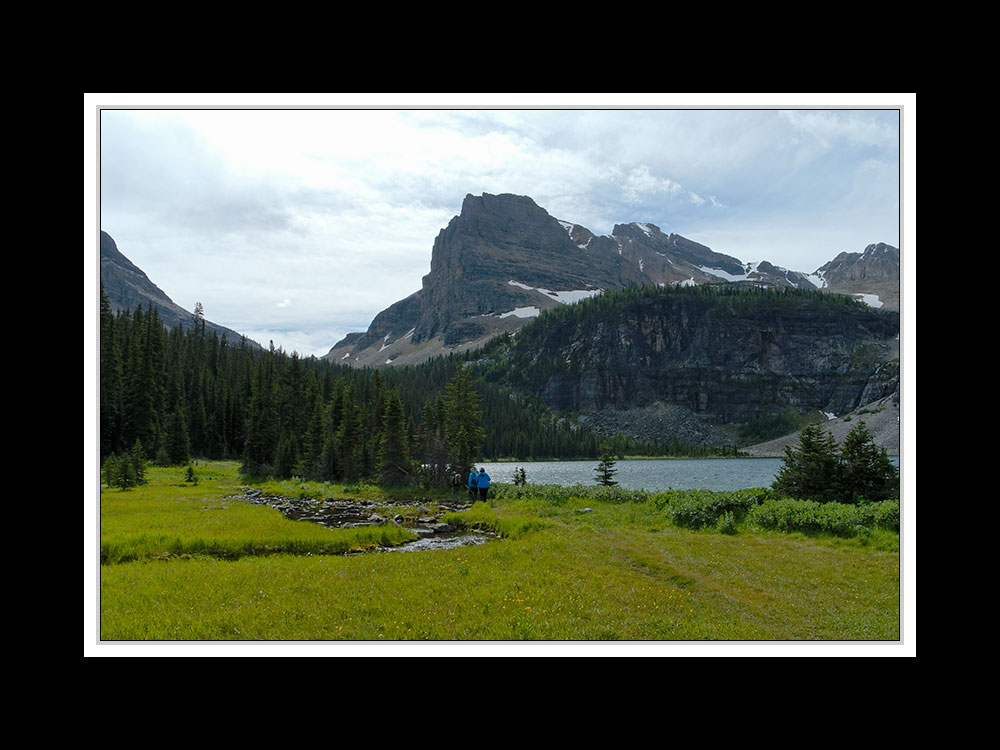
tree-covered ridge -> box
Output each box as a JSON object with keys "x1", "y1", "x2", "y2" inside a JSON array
[
  {"x1": 478, "y1": 281, "x2": 893, "y2": 363},
  {"x1": 470, "y1": 281, "x2": 899, "y2": 412},
  {"x1": 99, "y1": 285, "x2": 672, "y2": 484}
]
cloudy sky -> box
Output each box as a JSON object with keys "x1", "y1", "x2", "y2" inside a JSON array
[{"x1": 90, "y1": 94, "x2": 910, "y2": 358}]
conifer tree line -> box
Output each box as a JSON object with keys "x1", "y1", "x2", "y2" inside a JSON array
[{"x1": 99, "y1": 286, "x2": 669, "y2": 485}]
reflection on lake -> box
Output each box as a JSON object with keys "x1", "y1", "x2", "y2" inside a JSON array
[{"x1": 475, "y1": 457, "x2": 900, "y2": 493}]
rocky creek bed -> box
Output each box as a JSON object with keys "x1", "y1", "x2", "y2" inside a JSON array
[{"x1": 233, "y1": 488, "x2": 498, "y2": 553}]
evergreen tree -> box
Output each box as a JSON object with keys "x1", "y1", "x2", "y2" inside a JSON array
[
  {"x1": 419, "y1": 396, "x2": 448, "y2": 486},
  {"x1": 122, "y1": 306, "x2": 161, "y2": 454},
  {"x1": 129, "y1": 438, "x2": 147, "y2": 485},
  {"x1": 165, "y1": 406, "x2": 190, "y2": 465},
  {"x1": 838, "y1": 421, "x2": 899, "y2": 502},
  {"x1": 193, "y1": 302, "x2": 206, "y2": 335},
  {"x1": 99, "y1": 284, "x2": 123, "y2": 458},
  {"x1": 772, "y1": 421, "x2": 842, "y2": 503},
  {"x1": 335, "y1": 383, "x2": 365, "y2": 483},
  {"x1": 378, "y1": 388, "x2": 411, "y2": 486},
  {"x1": 102, "y1": 452, "x2": 118, "y2": 489},
  {"x1": 103, "y1": 451, "x2": 138, "y2": 490},
  {"x1": 274, "y1": 432, "x2": 299, "y2": 478},
  {"x1": 595, "y1": 447, "x2": 618, "y2": 486},
  {"x1": 299, "y1": 393, "x2": 327, "y2": 479},
  {"x1": 443, "y1": 367, "x2": 485, "y2": 475},
  {"x1": 242, "y1": 351, "x2": 278, "y2": 475}
]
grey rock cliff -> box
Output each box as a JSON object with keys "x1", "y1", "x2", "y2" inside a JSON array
[{"x1": 491, "y1": 286, "x2": 900, "y2": 427}]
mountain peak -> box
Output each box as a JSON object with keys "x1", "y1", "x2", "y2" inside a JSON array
[{"x1": 324, "y1": 194, "x2": 900, "y2": 367}]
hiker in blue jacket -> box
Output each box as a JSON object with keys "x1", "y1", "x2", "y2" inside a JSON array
[
  {"x1": 467, "y1": 467, "x2": 479, "y2": 502},
  {"x1": 476, "y1": 467, "x2": 491, "y2": 502}
]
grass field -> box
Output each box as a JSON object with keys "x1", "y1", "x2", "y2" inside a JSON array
[{"x1": 94, "y1": 461, "x2": 903, "y2": 647}]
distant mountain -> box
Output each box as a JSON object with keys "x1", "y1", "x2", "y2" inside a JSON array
[
  {"x1": 325, "y1": 193, "x2": 899, "y2": 367},
  {"x1": 811, "y1": 242, "x2": 901, "y2": 311},
  {"x1": 100, "y1": 230, "x2": 259, "y2": 346}
]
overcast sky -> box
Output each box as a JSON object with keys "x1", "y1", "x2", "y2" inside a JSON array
[{"x1": 91, "y1": 94, "x2": 909, "y2": 358}]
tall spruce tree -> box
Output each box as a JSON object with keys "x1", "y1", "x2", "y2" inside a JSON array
[
  {"x1": 772, "y1": 421, "x2": 841, "y2": 503},
  {"x1": 99, "y1": 284, "x2": 123, "y2": 458},
  {"x1": 299, "y1": 393, "x2": 327, "y2": 480},
  {"x1": 123, "y1": 306, "x2": 163, "y2": 455},
  {"x1": 378, "y1": 388, "x2": 411, "y2": 486},
  {"x1": 838, "y1": 421, "x2": 899, "y2": 503},
  {"x1": 242, "y1": 350, "x2": 279, "y2": 475},
  {"x1": 594, "y1": 447, "x2": 618, "y2": 486},
  {"x1": 165, "y1": 406, "x2": 190, "y2": 465},
  {"x1": 274, "y1": 432, "x2": 299, "y2": 478},
  {"x1": 443, "y1": 367, "x2": 485, "y2": 475},
  {"x1": 335, "y1": 383, "x2": 365, "y2": 483},
  {"x1": 419, "y1": 396, "x2": 448, "y2": 486}
]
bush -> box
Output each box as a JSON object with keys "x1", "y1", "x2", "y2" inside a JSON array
[
  {"x1": 855, "y1": 498, "x2": 901, "y2": 532},
  {"x1": 716, "y1": 511, "x2": 739, "y2": 535},
  {"x1": 654, "y1": 488, "x2": 772, "y2": 530},
  {"x1": 747, "y1": 497, "x2": 899, "y2": 537},
  {"x1": 648, "y1": 487, "x2": 899, "y2": 538}
]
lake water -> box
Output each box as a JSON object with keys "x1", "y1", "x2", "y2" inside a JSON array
[{"x1": 475, "y1": 456, "x2": 901, "y2": 493}]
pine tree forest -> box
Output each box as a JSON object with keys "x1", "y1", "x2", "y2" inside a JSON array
[{"x1": 99, "y1": 285, "x2": 671, "y2": 486}]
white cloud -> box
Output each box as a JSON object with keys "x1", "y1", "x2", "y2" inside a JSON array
[{"x1": 618, "y1": 165, "x2": 685, "y2": 203}]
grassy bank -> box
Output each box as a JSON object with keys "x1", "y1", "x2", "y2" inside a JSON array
[{"x1": 97, "y1": 462, "x2": 900, "y2": 642}]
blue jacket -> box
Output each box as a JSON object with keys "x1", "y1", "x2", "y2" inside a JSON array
[
  {"x1": 477, "y1": 472, "x2": 491, "y2": 489},
  {"x1": 468, "y1": 471, "x2": 479, "y2": 488}
]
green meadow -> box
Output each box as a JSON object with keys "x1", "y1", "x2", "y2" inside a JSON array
[{"x1": 97, "y1": 462, "x2": 901, "y2": 642}]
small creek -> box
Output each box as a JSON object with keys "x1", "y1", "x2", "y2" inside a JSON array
[{"x1": 236, "y1": 488, "x2": 498, "y2": 553}]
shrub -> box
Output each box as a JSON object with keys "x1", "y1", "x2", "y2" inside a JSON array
[
  {"x1": 716, "y1": 511, "x2": 739, "y2": 535},
  {"x1": 747, "y1": 497, "x2": 899, "y2": 537},
  {"x1": 855, "y1": 498, "x2": 901, "y2": 532},
  {"x1": 654, "y1": 488, "x2": 771, "y2": 530}
]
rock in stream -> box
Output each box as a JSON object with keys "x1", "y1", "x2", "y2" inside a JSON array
[{"x1": 233, "y1": 489, "x2": 496, "y2": 553}]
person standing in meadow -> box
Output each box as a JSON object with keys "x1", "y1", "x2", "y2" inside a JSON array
[
  {"x1": 468, "y1": 467, "x2": 479, "y2": 502},
  {"x1": 476, "y1": 467, "x2": 491, "y2": 502}
]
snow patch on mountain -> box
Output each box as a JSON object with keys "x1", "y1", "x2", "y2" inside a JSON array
[
  {"x1": 855, "y1": 294, "x2": 883, "y2": 309},
  {"x1": 698, "y1": 265, "x2": 754, "y2": 282},
  {"x1": 803, "y1": 271, "x2": 825, "y2": 288},
  {"x1": 507, "y1": 280, "x2": 604, "y2": 304},
  {"x1": 499, "y1": 306, "x2": 541, "y2": 319}
]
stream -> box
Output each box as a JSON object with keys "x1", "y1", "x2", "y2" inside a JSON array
[{"x1": 236, "y1": 488, "x2": 497, "y2": 552}]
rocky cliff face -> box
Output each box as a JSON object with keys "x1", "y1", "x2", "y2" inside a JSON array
[
  {"x1": 411, "y1": 193, "x2": 632, "y2": 345},
  {"x1": 486, "y1": 286, "x2": 900, "y2": 430}
]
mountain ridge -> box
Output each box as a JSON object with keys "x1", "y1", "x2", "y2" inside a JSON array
[
  {"x1": 100, "y1": 230, "x2": 260, "y2": 348},
  {"x1": 326, "y1": 193, "x2": 899, "y2": 367}
]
